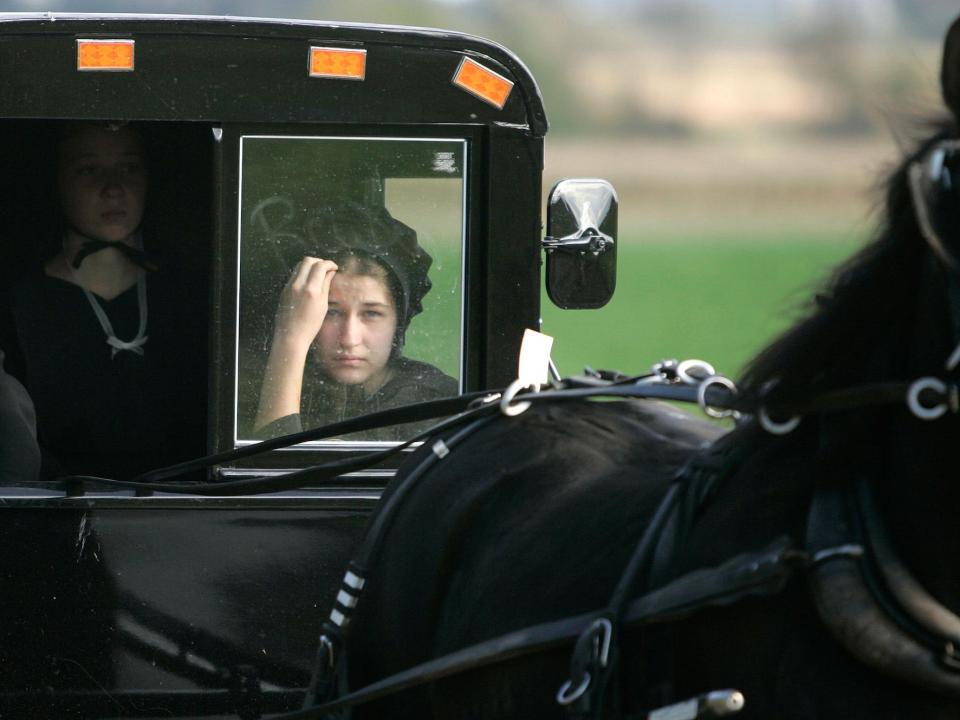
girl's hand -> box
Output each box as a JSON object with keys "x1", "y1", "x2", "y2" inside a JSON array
[
  {"x1": 273, "y1": 256, "x2": 338, "y2": 351},
  {"x1": 254, "y1": 257, "x2": 338, "y2": 432}
]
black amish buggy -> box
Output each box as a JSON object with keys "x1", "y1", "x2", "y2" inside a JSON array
[{"x1": 0, "y1": 12, "x2": 617, "y2": 718}]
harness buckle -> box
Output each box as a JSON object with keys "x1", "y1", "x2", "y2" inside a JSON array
[
  {"x1": 651, "y1": 358, "x2": 716, "y2": 386},
  {"x1": 469, "y1": 392, "x2": 502, "y2": 409},
  {"x1": 592, "y1": 617, "x2": 613, "y2": 669},
  {"x1": 319, "y1": 634, "x2": 336, "y2": 670},
  {"x1": 651, "y1": 359, "x2": 679, "y2": 383},
  {"x1": 556, "y1": 618, "x2": 613, "y2": 708}
]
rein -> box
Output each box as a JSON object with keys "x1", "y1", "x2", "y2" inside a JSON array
[
  {"x1": 43, "y1": 356, "x2": 960, "y2": 716},
  {"x1": 50, "y1": 357, "x2": 960, "y2": 496}
]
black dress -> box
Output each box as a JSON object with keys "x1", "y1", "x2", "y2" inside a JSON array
[
  {"x1": 0, "y1": 268, "x2": 207, "y2": 480},
  {"x1": 255, "y1": 357, "x2": 459, "y2": 442}
]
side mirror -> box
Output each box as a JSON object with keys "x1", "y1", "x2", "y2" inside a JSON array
[{"x1": 543, "y1": 178, "x2": 618, "y2": 309}]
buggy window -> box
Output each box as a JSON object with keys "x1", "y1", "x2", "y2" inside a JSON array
[{"x1": 234, "y1": 136, "x2": 465, "y2": 446}]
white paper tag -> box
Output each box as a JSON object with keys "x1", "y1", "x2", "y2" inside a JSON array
[{"x1": 517, "y1": 328, "x2": 554, "y2": 387}]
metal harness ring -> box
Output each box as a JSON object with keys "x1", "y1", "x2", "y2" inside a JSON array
[
  {"x1": 500, "y1": 379, "x2": 537, "y2": 417},
  {"x1": 594, "y1": 618, "x2": 613, "y2": 669},
  {"x1": 758, "y1": 406, "x2": 801, "y2": 435},
  {"x1": 697, "y1": 375, "x2": 738, "y2": 419},
  {"x1": 907, "y1": 377, "x2": 948, "y2": 421},
  {"x1": 677, "y1": 359, "x2": 717, "y2": 385},
  {"x1": 555, "y1": 618, "x2": 612, "y2": 706},
  {"x1": 556, "y1": 672, "x2": 591, "y2": 706}
]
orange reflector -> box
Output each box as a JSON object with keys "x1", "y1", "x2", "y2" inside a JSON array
[
  {"x1": 309, "y1": 46, "x2": 366, "y2": 80},
  {"x1": 452, "y1": 57, "x2": 513, "y2": 109},
  {"x1": 76, "y1": 39, "x2": 135, "y2": 72}
]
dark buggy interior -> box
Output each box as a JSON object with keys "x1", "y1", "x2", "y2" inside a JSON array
[{"x1": 0, "y1": 119, "x2": 213, "y2": 481}]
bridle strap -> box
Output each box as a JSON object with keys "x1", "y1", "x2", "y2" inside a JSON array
[
  {"x1": 560, "y1": 480, "x2": 685, "y2": 718},
  {"x1": 908, "y1": 158, "x2": 960, "y2": 278}
]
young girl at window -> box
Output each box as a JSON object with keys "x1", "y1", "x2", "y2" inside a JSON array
[{"x1": 254, "y1": 203, "x2": 456, "y2": 441}]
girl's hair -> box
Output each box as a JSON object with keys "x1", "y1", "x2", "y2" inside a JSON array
[
  {"x1": 304, "y1": 202, "x2": 433, "y2": 355},
  {"x1": 332, "y1": 250, "x2": 404, "y2": 314}
]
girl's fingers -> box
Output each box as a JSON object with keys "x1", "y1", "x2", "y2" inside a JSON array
[
  {"x1": 304, "y1": 258, "x2": 338, "y2": 288},
  {"x1": 290, "y1": 257, "x2": 338, "y2": 291},
  {"x1": 287, "y1": 257, "x2": 316, "y2": 288}
]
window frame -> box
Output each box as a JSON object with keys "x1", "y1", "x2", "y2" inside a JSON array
[{"x1": 210, "y1": 123, "x2": 486, "y2": 478}]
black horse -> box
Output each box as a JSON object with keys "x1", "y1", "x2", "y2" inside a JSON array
[{"x1": 326, "y1": 18, "x2": 960, "y2": 720}]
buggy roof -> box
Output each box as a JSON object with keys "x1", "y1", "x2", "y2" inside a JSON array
[{"x1": 0, "y1": 12, "x2": 547, "y2": 133}]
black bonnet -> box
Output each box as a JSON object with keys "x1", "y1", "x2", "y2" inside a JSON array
[{"x1": 303, "y1": 202, "x2": 433, "y2": 331}]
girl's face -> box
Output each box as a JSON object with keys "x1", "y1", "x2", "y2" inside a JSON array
[
  {"x1": 57, "y1": 124, "x2": 147, "y2": 244},
  {"x1": 316, "y1": 270, "x2": 398, "y2": 394}
]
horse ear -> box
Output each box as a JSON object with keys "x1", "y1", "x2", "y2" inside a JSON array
[{"x1": 942, "y1": 16, "x2": 960, "y2": 119}]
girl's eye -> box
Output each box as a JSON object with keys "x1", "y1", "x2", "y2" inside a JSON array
[
  {"x1": 76, "y1": 165, "x2": 98, "y2": 177},
  {"x1": 363, "y1": 310, "x2": 384, "y2": 319},
  {"x1": 326, "y1": 308, "x2": 341, "y2": 318}
]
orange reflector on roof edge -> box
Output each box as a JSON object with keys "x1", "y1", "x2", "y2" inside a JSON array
[
  {"x1": 309, "y1": 46, "x2": 366, "y2": 80},
  {"x1": 76, "y1": 39, "x2": 135, "y2": 71},
  {"x1": 452, "y1": 57, "x2": 513, "y2": 109}
]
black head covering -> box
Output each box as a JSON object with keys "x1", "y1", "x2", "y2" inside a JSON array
[{"x1": 304, "y1": 202, "x2": 433, "y2": 351}]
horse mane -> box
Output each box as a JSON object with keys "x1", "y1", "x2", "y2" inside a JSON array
[{"x1": 737, "y1": 119, "x2": 959, "y2": 408}]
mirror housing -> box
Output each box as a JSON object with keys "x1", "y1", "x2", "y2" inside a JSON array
[{"x1": 543, "y1": 178, "x2": 618, "y2": 309}]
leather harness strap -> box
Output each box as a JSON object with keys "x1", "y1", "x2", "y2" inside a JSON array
[
  {"x1": 51, "y1": 372, "x2": 957, "y2": 495},
  {"x1": 560, "y1": 480, "x2": 685, "y2": 719},
  {"x1": 276, "y1": 538, "x2": 799, "y2": 720}
]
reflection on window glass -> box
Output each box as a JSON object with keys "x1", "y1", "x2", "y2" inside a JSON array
[{"x1": 235, "y1": 136, "x2": 465, "y2": 445}]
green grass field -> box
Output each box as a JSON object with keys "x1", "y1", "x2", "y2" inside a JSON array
[
  {"x1": 540, "y1": 232, "x2": 863, "y2": 382},
  {"x1": 398, "y1": 137, "x2": 888, "y2": 385}
]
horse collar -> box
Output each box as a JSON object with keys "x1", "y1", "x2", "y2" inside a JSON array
[{"x1": 806, "y1": 475, "x2": 960, "y2": 695}]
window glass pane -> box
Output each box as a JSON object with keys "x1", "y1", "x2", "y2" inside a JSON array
[{"x1": 235, "y1": 136, "x2": 465, "y2": 446}]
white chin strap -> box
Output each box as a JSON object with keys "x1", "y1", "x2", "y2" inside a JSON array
[
  {"x1": 78, "y1": 273, "x2": 149, "y2": 358},
  {"x1": 66, "y1": 230, "x2": 150, "y2": 358}
]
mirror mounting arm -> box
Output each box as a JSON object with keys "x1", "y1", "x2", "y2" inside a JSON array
[{"x1": 542, "y1": 229, "x2": 614, "y2": 256}]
